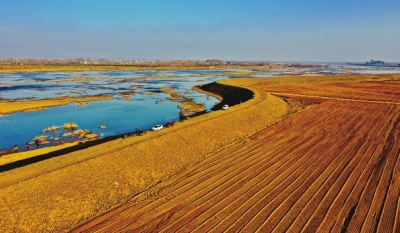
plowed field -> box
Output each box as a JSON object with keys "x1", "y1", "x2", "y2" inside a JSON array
[{"x1": 74, "y1": 74, "x2": 400, "y2": 232}]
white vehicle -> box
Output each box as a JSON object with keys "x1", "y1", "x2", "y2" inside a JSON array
[
  {"x1": 222, "y1": 104, "x2": 229, "y2": 110},
  {"x1": 151, "y1": 124, "x2": 163, "y2": 131}
]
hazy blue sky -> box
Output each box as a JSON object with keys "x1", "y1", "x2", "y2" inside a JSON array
[{"x1": 1, "y1": 0, "x2": 399, "y2": 62}]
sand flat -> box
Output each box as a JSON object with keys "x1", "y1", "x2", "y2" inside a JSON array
[{"x1": 0, "y1": 95, "x2": 113, "y2": 115}]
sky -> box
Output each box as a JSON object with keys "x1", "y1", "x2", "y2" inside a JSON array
[{"x1": 1, "y1": 0, "x2": 399, "y2": 62}]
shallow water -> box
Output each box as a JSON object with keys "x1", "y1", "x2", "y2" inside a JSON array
[
  {"x1": 0, "y1": 70, "x2": 230, "y2": 150},
  {"x1": 1, "y1": 66, "x2": 399, "y2": 151}
]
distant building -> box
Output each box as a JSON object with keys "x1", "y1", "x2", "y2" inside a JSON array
[{"x1": 366, "y1": 59, "x2": 384, "y2": 66}]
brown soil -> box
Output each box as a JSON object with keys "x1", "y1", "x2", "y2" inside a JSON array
[{"x1": 0, "y1": 73, "x2": 399, "y2": 232}]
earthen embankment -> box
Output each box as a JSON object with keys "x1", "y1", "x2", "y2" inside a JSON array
[
  {"x1": 197, "y1": 82, "x2": 254, "y2": 110},
  {"x1": 0, "y1": 80, "x2": 295, "y2": 232}
]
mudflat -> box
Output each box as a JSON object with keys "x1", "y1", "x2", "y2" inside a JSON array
[{"x1": 0, "y1": 73, "x2": 399, "y2": 232}]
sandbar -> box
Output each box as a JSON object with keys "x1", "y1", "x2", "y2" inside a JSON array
[{"x1": 0, "y1": 95, "x2": 113, "y2": 115}]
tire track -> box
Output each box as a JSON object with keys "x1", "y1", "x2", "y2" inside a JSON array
[
  {"x1": 329, "y1": 105, "x2": 399, "y2": 232},
  {"x1": 274, "y1": 103, "x2": 384, "y2": 232},
  {"x1": 303, "y1": 104, "x2": 393, "y2": 232}
]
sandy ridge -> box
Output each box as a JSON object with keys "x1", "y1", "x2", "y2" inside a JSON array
[{"x1": 0, "y1": 95, "x2": 113, "y2": 115}]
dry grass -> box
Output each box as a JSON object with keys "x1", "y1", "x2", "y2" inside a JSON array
[
  {"x1": 160, "y1": 87, "x2": 206, "y2": 112},
  {"x1": 0, "y1": 73, "x2": 399, "y2": 232},
  {"x1": 73, "y1": 73, "x2": 399, "y2": 233},
  {"x1": 0, "y1": 96, "x2": 113, "y2": 115},
  {"x1": 0, "y1": 81, "x2": 292, "y2": 232}
]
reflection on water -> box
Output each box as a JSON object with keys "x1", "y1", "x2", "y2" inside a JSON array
[
  {"x1": 0, "y1": 70, "x2": 229, "y2": 100},
  {"x1": 0, "y1": 98, "x2": 182, "y2": 150}
]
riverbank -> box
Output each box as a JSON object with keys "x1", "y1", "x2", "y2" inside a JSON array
[
  {"x1": 0, "y1": 81, "x2": 264, "y2": 170},
  {"x1": 74, "y1": 74, "x2": 400, "y2": 233},
  {"x1": 0, "y1": 78, "x2": 313, "y2": 232}
]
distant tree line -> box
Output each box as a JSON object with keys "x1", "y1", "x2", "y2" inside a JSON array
[
  {"x1": 0, "y1": 58, "x2": 230, "y2": 67},
  {"x1": 0, "y1": 58, "x2": 330, "y2": 68}
]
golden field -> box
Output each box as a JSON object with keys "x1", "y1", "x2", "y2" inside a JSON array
[{"x1": 0, "y1": 73, "x2": 399, "y2": 232}]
